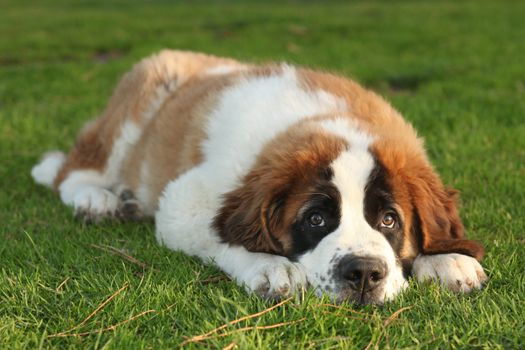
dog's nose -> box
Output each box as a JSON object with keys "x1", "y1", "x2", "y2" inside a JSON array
[{"x1": 338, "y1": 256, "x2": 387, "y2": 292}]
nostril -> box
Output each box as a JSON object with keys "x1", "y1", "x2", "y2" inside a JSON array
[
  {"x1": 346, "y1": 269, "x2": 362, "y2": 283},
  {"x1": 370, "y1": 271, "x2": 381, "y2": 282},
  {"x1": 371, "y1": 266, "x2": 387, "y2": 280}
]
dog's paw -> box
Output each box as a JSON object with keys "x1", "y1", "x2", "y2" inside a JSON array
[
  {"x1": 73, "y1": 186, "x2": 118, "y2": 223},
  {"x1": 116, "y1": 189, "x2": 144, "y2": 221},
  {"x1": 413, "y1": 253, "x2": 488, "y2": 293},
  {"x1": 243, "y1": 256, "x2": 308, "y2": 300}
]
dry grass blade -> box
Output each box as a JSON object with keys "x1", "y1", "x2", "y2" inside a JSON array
[
  {"x1": 55, "y1": 277, "x2": 70, "y2": 292},
  {"x1": 184, "y1": 318, "x2": 306, "y2": 344},
  {"x1": 383, "y1": 306, "x2": 412, "y2": 327},
  {"x1": 364, "y1": 333, "x2": 380, "y2": 350},
  {"x1": 180, "y1": 297, "x2": 293, "y2": 345},
  {"x1": 222, "y1": 342, "x2": 237, "y2": 350},
  {"x1": 78, "y1": 282, "x2": 130, "y2": 327},
  {"x1": 47, "y1": 282, "x2": 129, "y2": 338},
  {"x1": 91, "y1": 244, "x2": 158, "y2": 271},
  {"x1": 48, "y1": 310, "x2": 156, "y2": 338},
  {"x1": 208, "y1": 318, "x2": 306, "y2": 339}
]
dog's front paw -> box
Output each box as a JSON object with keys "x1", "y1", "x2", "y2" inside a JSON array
[
  {"x1": 242, "y1": 256, "x2": 308, "y2": 300},
  {"x1": 413, "y1": 253, "x2": 488, "y2": 293}
]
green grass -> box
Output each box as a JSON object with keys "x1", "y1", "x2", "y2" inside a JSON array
[{"x1": 1, "y1": 0, "x2": 524, "y2": 348}]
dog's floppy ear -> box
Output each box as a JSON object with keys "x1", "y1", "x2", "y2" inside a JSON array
[
  {"x1": 409, "y1": 167, "x2": 485, "y2": 261},
  {"x1": 213, "y1": 166, "x2": 289, "y2": 256}
]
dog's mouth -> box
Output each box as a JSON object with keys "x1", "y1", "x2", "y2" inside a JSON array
[
  {"x1": 333, "y1": 287, "x2": 386, "y2": 305},
  {"x1": 312, "y1": 282, "x2": 388, "y2": 305}
]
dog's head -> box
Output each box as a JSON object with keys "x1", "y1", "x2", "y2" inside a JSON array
[{"x1": 214, "y1": 118, "x2": 484, "y2": 304}]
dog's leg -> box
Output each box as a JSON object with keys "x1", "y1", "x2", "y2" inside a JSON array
[
  {"x1": 32, "y1": 50, "x2": 242, "y2": 222},
  {"x1": 412, "y1": 253, "x2": 488, "y2": 293},
  {"x1": 155, "y1": 168, "x2": 308, "y2": 299}
]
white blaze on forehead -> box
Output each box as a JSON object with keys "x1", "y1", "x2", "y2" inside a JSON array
[
  {"x1": 321, "y1": 118, "x2": 376, "y2": 241},
  {"x1": 326, "y1": 122, "x2": 374, "y2": 213},
  {"x1": 324, "y1": 124, "x2": 379, "y2": 249},
  {"x1": 331, "y1": 150, "x2": 391, "y2": 254}
]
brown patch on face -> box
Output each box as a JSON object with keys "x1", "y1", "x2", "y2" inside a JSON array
[
  {"x1": 213, "y1": 121, "x2": 347, "y2": 256},
  {"x1": 372, "y1": 140, "x2": 484, "y2": 262}
]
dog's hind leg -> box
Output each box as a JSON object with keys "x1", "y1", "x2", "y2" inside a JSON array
[
  {"x1": 33, "y1": 50, "x2": 241, "y2": 222},
  {"x1": 48, "y1": 57, "x2": 172, "y2": 222}
]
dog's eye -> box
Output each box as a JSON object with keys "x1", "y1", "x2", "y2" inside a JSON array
[
  {"x1": 380, "y1": 213, "x2": 396, "y2": 229},
  {"x1": 308, "y1": 212, "x2": 326, "y2": 227}
]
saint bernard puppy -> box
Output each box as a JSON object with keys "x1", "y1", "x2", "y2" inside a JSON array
[{"x1": 32, "y1": 50, "x2": 487, "y2": 304}]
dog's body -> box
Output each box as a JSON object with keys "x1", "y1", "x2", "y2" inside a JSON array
[{"x1": 32, "y1": 50, "x2": 487, "y2": 304}]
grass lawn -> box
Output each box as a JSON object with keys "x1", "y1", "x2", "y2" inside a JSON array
[{"x1": 1, "y1": 0, "x2": 524, "y2": 348}]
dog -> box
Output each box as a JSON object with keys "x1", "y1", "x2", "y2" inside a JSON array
[{"x1": 32, "y1": 50, "x2": 487, "y2": 304}]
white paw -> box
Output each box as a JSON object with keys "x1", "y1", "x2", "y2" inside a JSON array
[
  {"x1": 73, "y1": 186, "x2": 118, "y2": 223},
  {"x1": 31, "y1": 151, "x2": 66, "y2": 188},
  {"x1": 413, "y1": 253, "x2": 488, "y2": 293},
  {"x1": 242, "y1": 256, "x2": 308, "y2": 300}
]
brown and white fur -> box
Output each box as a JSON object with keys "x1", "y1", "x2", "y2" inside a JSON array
[{"x1": 32, "y1": 50, "x2": 487, "y2": 304}]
